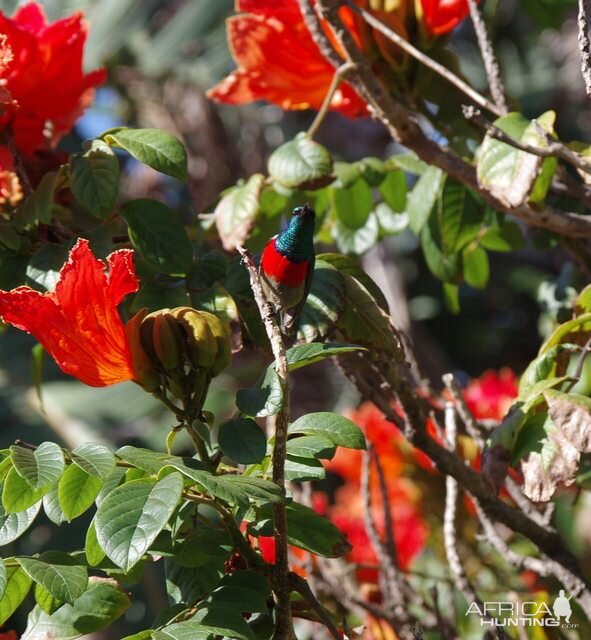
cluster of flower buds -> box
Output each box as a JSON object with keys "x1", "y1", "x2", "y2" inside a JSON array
[{"x1": 127, "y1": 306, "x2": 231, "y2": 408}]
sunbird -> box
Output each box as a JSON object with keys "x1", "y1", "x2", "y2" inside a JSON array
[{"x1": 259, "y1": 204, "x2": 316, "y2": 334}]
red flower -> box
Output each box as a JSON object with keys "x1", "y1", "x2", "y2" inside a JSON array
[
  {"x1": 464, "y1": 368, "x2": 518, "y2": 421},
  {"x1": 0, "y1": 2, "x2": 105, "y2": 154},
  {"x1": 208, "y1": 0, "x2": 369, "y2": 116},
  {"x1": 0, "y1": 632, "x2": 18, "y2": 640},
  {"x1": 0, "y1": 239, "x2": 138, "y2": 387},
  {"x1": 419, "y1": 0, "x2": 475, "y2": 36}
]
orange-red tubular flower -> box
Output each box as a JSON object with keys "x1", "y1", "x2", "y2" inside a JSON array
[
  {"x1": 0, "y1": 2, "x2": 106, "y2": 154},
  {"x1": 0, "y1": 239, "x2": 138, "y2": 387},
  {"x1": 419, "y1": 0, "x2": 474, "y2": 36},
  {"x1": 208, "y1": 0, "x2": 368, "y2": 116}
]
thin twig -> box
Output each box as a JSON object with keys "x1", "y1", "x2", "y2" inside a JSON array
[
  {"x1": 308, "y1": 62, "x2": 358, "y2": 138},
  {"x1": 578, "y1": 0, "x2": 591, "y2": 98},
  {"x1": 237, "y1": 246, "x2": 292, "y2": 639},
  {"x1": 289, "y1": 573, "x2": 341, "y2": 640},
  {"x1": 464, "y1": 105, "x2": 591, "y2": 176},
  {"x1": 341, "y1": 0, "x2": 504, "y2": 116},
  {"x1": 466, "y1": 0, "x2": 507, "y2": 113}
]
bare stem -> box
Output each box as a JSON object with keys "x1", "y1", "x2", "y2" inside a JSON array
[
  {"x1": 578, "y1": 0, "x2": 591, "y2": 98},
  {"x1": 237, "y1": 246, "x2": 292, "y2": 640}
]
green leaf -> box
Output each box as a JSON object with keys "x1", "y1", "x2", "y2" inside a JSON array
[
  {"x1": 58, "y1": 464, "x2": 103, "y2": 521},
  {"x1": 71, "y1": 443, "x2": 116, "y2": 480},
  {"x1": 286, "y1": 342, "x2": 365, "y2": 371},
  {"x1": 374, "y1": 202, "x2": 408, "y2": 236},
  {"x1": 236, "y1": 364, "x2": 283, "y2": 418},
  {"x1": 443, "y1": 282, "x2": 460, "y2": 314},
  {"x1": 122, "y1": 198, "x2": 193, "y2": 276},
  {"x1": 406, "y1": 166, "x2": 444, "y2": 233},
  {"x1": 43, "y1": 487, "x2": 67, "y2": 525},
  {"x1": 103, "y1": 128, "x2": 187, "y2": 181},
  {"x1": 0, "y1": 565, "x2": 32, "y2": 625},
  {"x1": 208, "y1": 570, "x2": 270, "y2": 613},
  {"x1": 480, "y1": 221, "x2": 524, "y2": 252},
  {"x1": 463, "y1": 245, "x2": 490, "y2": 289},
  {"x1": 288, "y1": 412, "x2": 366, "y2": 449},
  {"x1": 191, "y1": 606, "x2": 255, "y2": 640},
  {"x1": 10, "y1": 441, "x2": 65, "y2": 490},
  {"x1": 277, "y1": 502, "x2": 350, "y2": 557},
  {"x1": 35, "y1": 582, "x2": 61, "y2": 615},
  {"x1": 70, "y1": 139, "x2": 120, "y2": 218},
  {"x1": 421, "y1": 218, "x2": 461, "y2": 282},
  {"x1": 16, "y1": 552, "x2": 88, "y2": 605},
  {"x1": 284, "y1": 455, "x2": 326, "y2": 481},
  {"x1": 297, "y1": 261, "x2": 345, "y2": 342},
  {"x1": 286, "y1": 435, "x2": 336, "y2": 459},
  {"x1": 268, "y1": 133, "x2": 333, "y2": 189},
  {"x1": 175, "y1": 526, "x2": 232, "y2": 568},
  {"x1": 357, "y1": 156, "x2": 386, "y2": 186},
  {"x1": 21, "y1": 578, "x2": 130, "y2": 640},
  {"x1": 218, "y1": 418, "x2": 266, "y2": 465},
  {"x1": 333, "y1": 212, "x2": 379, "y2": 255},
  {"x1": 476, "y1": 111, "x2": 557, "y2": 207},
  {"x1": 2, "y1": 466, "x2": 45, "y2": 513},
  {"x1": 95, "y1": 473, "x2": 184, "y2": 571},
  {"x1": 316, "y1": 253, "x2": 389, "y2": 311},
  {"x1": 0, "y1": 559, "x2": 5, "y2": 600},
  {"x1": 331, "y1": 178, "x2": 373, "y2": 229},
  {"x1": 0, "y1": 499, "x2": 41, "y2": 545},
  {"x1": 379, "y1": 169, "x2": 406, "y2": 212},
  {"x1": 85, "y1": 519, "x2": 106, "y2": 567},
  {"x1": 215, "y1": 174, "x2": 264, "y2": 251}
]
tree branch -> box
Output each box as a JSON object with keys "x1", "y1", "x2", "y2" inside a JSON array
[{"x1": 578, "y1": 0, "x2": 591, "y2": 98}]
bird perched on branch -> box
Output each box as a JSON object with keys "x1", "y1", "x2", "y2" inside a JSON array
[{"x1": 259, "y1": 204, "x2": 316, "y2": 335}]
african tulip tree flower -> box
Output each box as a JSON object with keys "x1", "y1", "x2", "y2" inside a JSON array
[
  {"x1": 208, "y1": 0, "x2": 383, "y2": 116},
  {"x1": 0, "y1": 2, "x2": 105, "y2": 154},
  {"x1": 419, "y1": 0, "x2": 475, "y2": 37},
  {"x1": 0, "y1": 239, "x2": 139, "y2": 387}
]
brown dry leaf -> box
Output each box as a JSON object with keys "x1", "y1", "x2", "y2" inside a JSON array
[{"x1": 522, "y1": 391, "x2": 591, "y2": 501}]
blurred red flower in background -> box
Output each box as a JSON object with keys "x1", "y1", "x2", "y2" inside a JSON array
[
  {"x1": 0, "y1": 2, "x2": 105, "y2": 154},
  {"x1": 419, "y1": 0, "x2": 475, "y2": 36},
  {"x1": 463, "y1": 368, "x2": 518, "y2": 421},
  {"x1": 0, "y1": 239, "x2": 138, "y2": 387},
  {"x1": 0, "y1": 632, "x2": 18, "y2": 640}
]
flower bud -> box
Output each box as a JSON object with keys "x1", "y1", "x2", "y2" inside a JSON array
[
  {"x1": 140, "y1": 309, "x2": 185, "y2": 371},
  {"x1": 125, "y1": 309, "x2": 160, "y2": 392},
  {"x1": 170, "y1": 307, "x2": 218, "y2": 370},
  {"x1": 200, "y1": 311, "x2": 232, "y2": 376}
]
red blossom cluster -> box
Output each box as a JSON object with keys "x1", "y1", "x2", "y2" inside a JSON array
[
  {"x1": 209, "y1": 0, "x2": 476, "y2": 115},
  {"x1": 0, "y1": 2, "x2": 105, "y2": 204}
]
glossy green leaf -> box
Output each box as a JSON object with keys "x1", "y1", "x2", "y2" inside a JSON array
[
  {"x1": 286, "y1": 435, "x2": 336, "y2": 459},
  {"x1": 16, "y1": 552, "x2": 88, "y2": 605},
  {"x1": 35, "y1": 582, "x2": 61, "y2": 615},
  {"x1": 218, "y1": 418, "x2": 266, "y2": 464},
  {"x1": 379, "y1": 169, "x2": 406, "y2": 212},
  {"x1": 95, "y1": 473, "x2": 183, "y2": 571},
  {"x1": 215, "y1": 174, "x2": 264, "y2": 251},
  {"x1": 285, "y1": 502, "x2": 351, "y2": 557},
  {"x1": 208, "y1": 570, "x2": 270, "y2": 613},
  {"x1": 122, "y1": 199, "x2": 193, "y2": 276},
  {"x1": 175, "y1": 526, "x2": 232, "y2": 568},
  {"x1": 0, "y1": 565, "x2": 32, "y2": 625},
  {"x1": 268, "y1": 133, "x2": 333, "y2": 188},
  {"x1": 288, "y1": 412, "x2": 366, "y2": 449},
  {"x1": 332, "y1": 178, "x2": 373, "y2": 229},
  {"x1": 21, "y1": 578, "x2": 130, "y2": 640},
  {"x1": 421, "y1": 218, "x2": 461, "y2": 282},
  {"x1": 286, "y1": 342, "x2": 365, "y2": 371},
  {"x1": 284, "y1": 455, "x2": 326, "y2": 481},
  {"x1": 236, "y1": 364, "x2": 283, "y2": 418},
  {"x1": 297, "y1": 261, "x2": 345, "y2": 342},
  {"x1": 463, "y1": 245, "x2": 490, "y2": 289},
  {"x1": 0, "y1": 558, "x2": 5, "y2": 600},
  {"x1": 2, "y1": 466, "x2": 45, "y2": 513},
  {"x1": 42, "y1": 487, "x2": 67, "y2": 525},
  {"x1": 406, "y1": 166, "x2": 444, "y2": 233},
  {"x1": 0, "y1": 499, "x2": 41, "y2": 545},
  {"x1": 85, "y1": 519, "x2": 106, "y2": 567},
  {"x1": 333, "y1": 212, "x2": 379, "y2": 255},
  {"x1": 70, "y1": 139, "x2": 120, "y2": 218},
  {"x1": 58, "y1": 464, "x2": 103, "y2": 521},
  {"x1": 103, "y1": 128, "x2": 187, "y2": 180},
  {"x1": 71, "y1": 443, "x2": 116, "y2": 480},
  {"x1": 10, "y1": 441, "x2": 64, "y2": 490},
  {"x1": 374, "y1": 202, "x2": 408, "y2": 236}
]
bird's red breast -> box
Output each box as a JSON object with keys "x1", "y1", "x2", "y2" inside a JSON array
[{"x1": 260, "y1": 238, "x2": 309, "y2": 288}]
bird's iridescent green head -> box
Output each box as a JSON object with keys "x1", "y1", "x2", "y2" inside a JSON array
[{"x1": 275, "y1": 204, "x2": 316, "y2": 262}]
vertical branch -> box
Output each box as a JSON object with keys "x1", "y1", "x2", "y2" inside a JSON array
[
  {"x1": 237, "y1": 246, "x2": 291, "y2": 639},
  {"x1": 578, "y1": 0, "x2": 591, "y2": 98},
  {"x1": 466, "y1": 0, "x2": 508, "y2": 113}
]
